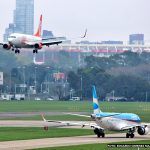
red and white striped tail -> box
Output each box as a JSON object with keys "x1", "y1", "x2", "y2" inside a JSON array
[{"x1": 34, "y1": 15, "x2": 42, "y2": 37}]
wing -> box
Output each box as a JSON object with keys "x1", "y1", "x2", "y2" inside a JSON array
[
  {"x1": 42, "y1": 37, "x2": 70, "y2": 46},
  {"x1": 121, "y1": 124, "x2": 148, "y2": 131},
  {"x1": 65, "y1": 113, "x2": 91, "y2": 118},
  {"x1": 42, "y1": 40, "x2": 62, "y2": 46},
  {"x1": 41, "y1": 114, "x2": 104, "y2": 129},
  {"x1": 41, "y1": 114, "x2": 90, "y2": 127},
  {"x1": 21, "y1": 40, "x2": 63, "y2": 47}
]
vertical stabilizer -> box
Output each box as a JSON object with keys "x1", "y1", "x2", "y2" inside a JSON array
[
  {"x1": 92, "y1": 86, "x2": 101, "y2": 114},
  {"x1": 34, "y1": 15, "x2": 42, "y2": 37}
]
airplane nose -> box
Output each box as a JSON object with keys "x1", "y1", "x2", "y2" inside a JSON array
[{"x1": 8, "y1": 38, "x2": 14, "y2": 45}]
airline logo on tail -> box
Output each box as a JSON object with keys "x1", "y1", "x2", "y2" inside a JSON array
[
  {"x1": 92, "y1": 86, "x2": 101, "y2": 114},
  {"x1": 34, "y1": 15, "x2": 42, "y2": 37}
]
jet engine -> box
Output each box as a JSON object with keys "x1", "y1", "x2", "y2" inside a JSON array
[
  {"x1": 3, "y1": 44, "x2": 11, "y2": 50},
  {"x1": 34, "y1": 43, "x2": 42, "y2": 49},
  {"x1": 137, "y1": 126, "x2": 149, "y2": 135}
]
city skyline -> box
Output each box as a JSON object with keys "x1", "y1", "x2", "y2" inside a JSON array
[
  {"x1": 15, "y1": 0, "x2": 34, "y2": 35},
  {"x1": 3, "y1": 0, "x2": 34, "y2": 41},
  {"x1": 0, "y1": 0, "x2": 150, "y2": 42}
]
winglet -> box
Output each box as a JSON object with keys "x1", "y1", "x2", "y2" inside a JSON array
[
  {"x1": 81, "y1": 29, "x2": 87, "y2": 38},
  {"x1": 41, "y1": 114, "x2": 47, "y2": 122},
  {"x1": 34, "y1": 15, "x2": 42, "y2": 37}
]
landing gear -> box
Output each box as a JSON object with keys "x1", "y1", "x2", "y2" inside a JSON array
[
  {"x1": 126, "y1": 133, "x2": 134, "y2": 138},
  {"x1": 44, "y1": 126, "x2": 48, "y2": 131},
  {"x1": 94, "y1": 128, "x2": 105, "y2": 138},
  {"x1": 15, "y1": 49, "x2": 20, "y2": 54},
  {"x1": 126, "y1": 128, "x2": 135, "y2": 138},
  {"x1": 11, "y1": 47, "x2": 20, "y2": 53},
  {"x1": 33, "y1": 49, "x2": 38, "y2": 53}
]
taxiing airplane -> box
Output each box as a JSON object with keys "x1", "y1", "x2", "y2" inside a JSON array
[
  {"x1": 0, "y1": 15, "x2": 86, "y2": 54},
  {"x1": 42, "y1": 86, "x2": 149, "y2": 138}
]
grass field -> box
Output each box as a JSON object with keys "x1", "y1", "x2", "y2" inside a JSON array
[
  {"x1": 0, "y1": 127, "x2": 94, "y2": 141},
  {"x1": 0, "y1": 101, "x2": 149, "y2": 122},
  {"x1": 33, "y1": 140, "x2": 150, "y2": 150}
]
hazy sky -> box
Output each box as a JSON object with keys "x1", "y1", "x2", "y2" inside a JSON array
[{"x1": 0, "y1": 0, "x2": 150, "y2": 42}]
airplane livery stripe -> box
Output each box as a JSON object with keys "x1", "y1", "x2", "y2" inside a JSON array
[
  {"x1": 92, "y1": 86, "x2": 97, "y2": 99},
  {"x1": 93, "y1": 102, "x2": 99, "y2": 109}
]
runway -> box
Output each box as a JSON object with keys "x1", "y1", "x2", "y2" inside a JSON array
[{"x1": 0, "y1": 133, "x2": 149, "y2": 150}]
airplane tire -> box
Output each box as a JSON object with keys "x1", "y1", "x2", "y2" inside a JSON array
[
  {"x1": 94, "y1": 128, "x2": 105, "y2": 138},
  {"x1": 97, "y1": 134, "x2": 100, "y2": 138},
  {"x1": 15, "y1": 50, "x2": 20, "y2": 54},
  {"x1": 101, "y1": 133, "x2": 105, "y2": 138},
  {"x1": 126, "y1": 133, "x2": 134, "y2": 138},
  {"x1": 33, "y1": 50, "x2": 35, "y2": 53},
  {"x1": 126, "y1": 133, "x2": 129, "y2": 138},
  {"x1": 97, "y1": 133, "x2": 105, "y2": 138},
  {"x1": 130, "y1": 133, "x2": 134, "y2": 138}
]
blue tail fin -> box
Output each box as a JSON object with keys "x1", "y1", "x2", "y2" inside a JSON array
[{"x1": 92, "y1": 86, "x2": 101, "y2": 114}]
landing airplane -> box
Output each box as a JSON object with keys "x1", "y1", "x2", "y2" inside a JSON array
[
  {"x1": 0, "y1": 15, "x2": 86, "y2": 54},
  {"x1": 42, "y1": 86, "x2": 149, "y2": 138}
]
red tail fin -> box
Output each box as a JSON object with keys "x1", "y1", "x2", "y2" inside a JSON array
[{"x1": 34, "y1": 15, "x2": 42, "y2": 37}]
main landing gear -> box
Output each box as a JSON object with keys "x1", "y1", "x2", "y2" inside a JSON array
[
  {"x1": 33, "y1": 49, "x2": 38, "y2": 53},
  {"x1": 126, "y1": 128, "x2": 135, "y2": 138},
  {"x1": 126, "y1": 132, "x2": 134, "y2": 138},
  {"x1": 94, "y1": 128, "x2": 105, "y2": 138},
  {"x1": 11, "y1": 47, "x2": 20, "y2": 54},
  {"x1": 14, "y1": 49, "x2": 20, "y2": 54}
]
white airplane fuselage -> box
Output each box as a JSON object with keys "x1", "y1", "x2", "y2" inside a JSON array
[
  {"x1": 95, "y1": 117, "x2": 139, "y2": 131},
  {"x1": 8, "y1": 33, "x2": 42, "y2": 48}
]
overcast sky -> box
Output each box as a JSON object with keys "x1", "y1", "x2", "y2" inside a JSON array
[{"x1": 0, "y1": 0, "x2": 150, "y2": 42}]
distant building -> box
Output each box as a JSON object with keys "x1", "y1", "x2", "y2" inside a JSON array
[
  {"x1": 53, "y1": 73, "x2": 65, "y2": 81},
  {"x1": 76, "y1": 41, "x2": 101, "y2": 44},
  {"x1": 3, "y1": 24, "x2": 21, "y2": 42},
  {"x1": 42, "y1": 30, "x2": 54, "y2": 38},
  {"x1": 3, "y1": 0, "x2": 34, "y2": 41},
  {"x1": 76, "y1": 40, "x2": 123, "y2": 45},
  {"x1": 101, "y1": 41, "x2": 123, "y2": 45},
  {"x1": 14, "y1": 0, "x2": 34, "y2": 35},
  {"x1": 0, "y1": 72, "x2": 3, "y2": 85},
  {"x1": 129, "y1": 34, "x2": 144, "y2": 45}
]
